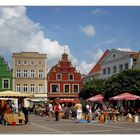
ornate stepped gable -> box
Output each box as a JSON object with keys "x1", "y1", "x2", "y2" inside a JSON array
[{"x1": 47, "y1": 52, "x2": 82, "y2": 101}]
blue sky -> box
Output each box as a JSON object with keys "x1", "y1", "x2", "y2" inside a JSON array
[
  {"x1": 0, "y1": 6, "x2": 140, "y2": 74},
  {"x1": 26, "y1": 6, "x2": 140, "y2": 62}
]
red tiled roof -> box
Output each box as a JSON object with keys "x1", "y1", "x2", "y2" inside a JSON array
[
  {"x1": 130, "y1": 52, "x2": 140, "y2": 60},
  {"x1": 88, "y1": 49, "x2": 110, "y2": 74},
  {"x1": 88, "y1": 49, "x2": 140, "y2": 75}
]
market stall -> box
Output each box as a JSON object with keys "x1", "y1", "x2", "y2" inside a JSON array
[
  {"x1": 0, "y1": 90, "x2": 33, "y2": 125},
  {"x1": 4, "y1": 113, "x2": 25, "y2": 125}
]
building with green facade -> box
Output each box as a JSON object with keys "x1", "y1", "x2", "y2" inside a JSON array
[{"x1": 0, "y1": 56, "x2": 12, "y2": 91}]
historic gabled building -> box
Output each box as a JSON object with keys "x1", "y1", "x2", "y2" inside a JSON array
[
  {"x1": 47, "y1": 52, "x2": 83, "y2": 103},
  {"x1": 83, "y1": 49, "x2": 140, "y2": 82},
  {"x1": 0, "y1": 56, "x2": 13, "y2": 92},
  {"x1": 12, "y1": 52, "x2": 47, "y2": 105},
  {"x1": 0, "y1": 56, "x2": 13, "y2": 107},
  {"x1": 100, "y1": 49, "x2": 140, "y2": 79}
]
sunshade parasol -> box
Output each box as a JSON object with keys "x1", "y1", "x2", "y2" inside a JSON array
[
  {"x1": 109, "y1": 93, "x2": 140, "y2": 101},
  {"x1": 86, "y1": 94, "x2": 104, "y2": 102}
]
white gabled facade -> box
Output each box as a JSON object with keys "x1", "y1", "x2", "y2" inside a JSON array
[{"x1": 100, "y1": 49, "x2": 140, "y2": 79}]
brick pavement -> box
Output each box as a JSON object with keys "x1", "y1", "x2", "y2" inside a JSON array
[{"x1": 0, "y1": 114, "x2": 140, "y2": 134}]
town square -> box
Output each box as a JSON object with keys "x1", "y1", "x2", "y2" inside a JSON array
[
  {"x1": 0, "y1": 5, "x2": 140, "y2": 136},
  {"x1": 0, "y1": 114, "x2": 140, "y2": 134}
]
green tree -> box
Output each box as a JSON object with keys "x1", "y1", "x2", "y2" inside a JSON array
[
  {"x1": 80, "y1": 69, "x2": 140, "y2": 100},
  {"x1": 104, "y1": 69, "x2": 140, "y2": 99},
  {"x1": 79, "y1": 79, "x2": 106, "y2": 100}
]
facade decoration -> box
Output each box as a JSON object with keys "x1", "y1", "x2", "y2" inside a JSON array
[
  {"x1": 12, "y1": 52, "x2": 47, "y2": 106},
  {"x1": 0, "y1": 56, "x2": 13, "y2": 92},
  {"x1": 47, "y1": 52, "x2": 83, "y2": 103}
]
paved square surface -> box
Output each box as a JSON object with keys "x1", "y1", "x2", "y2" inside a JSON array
[{"x1": 0, "y1": 114, "x2": 140, "y2": 134}]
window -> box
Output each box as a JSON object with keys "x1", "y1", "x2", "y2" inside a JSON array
[
  {"x1": 113, "y1": 66, "x2": 117, "y2": 73},
  {"x1": 23, "y1": 84, "x2": 28, "y2": 92},
  {"x1": 30, "y1": 70, "x2": 35, "y2": 78},
  {"x1": 73, "y1": 84, "x2": 78, "y2": 93},
  {"x1": 30, "y1": 61, "x2": 35, "y2": 65},
  {"x1": 119, "y1": 64, "x2": 123, "y2": 72},
  {"x1": 103, "y1": 68, "x2": 106, "y2": 75},
  {"x1": 16, "y1": 84, "x2": 21, "y2": 92},
  {"x1": 64, "y1": 84, "x2": 70, "y2": 93},
  {"x1": 56, "y1": 74, "x2": 62, "y2": 80},
  {"x1": 23, "y1": 70, "x2": 28, "y2": 78},
  {"x1": 125, "y1": 63, "x2": 129, "y2": 70},
  {"x1": 38, "y1": 61, "x2": 42, "y2": 66},
  {"x1": 17, "y1": 61, "x2": 22, "y2": 65},
  {"x1": 30, "y1": 84, "x2": 35, "y2": 92},
  {"x1": 69, "y1": 74, "x2": 74, "y2": 80},
  {"x1": 16, "y1": 69, "x2": 21, "y2": 78},
  {"x1": 51, "y1": 85, "x2": 59, "y2": 93},
  {"x1": 113, "y1": 54, "x2": 116, "y2": 58},
  {"x1": 38, "y1": 84, "x2": 44, "y2": 93},
  {"x1": 23, "y1": 61, "x2": 28, "y2": 65},
  {"x1": 107, "y1": 67, "x2": 111, "y2": 74},
  {"x1": 3, "y1": 79, "x2": 10, "y2": 89},
  {"x1": 38, "y1": 70, "x2": 43, "y2": 78}
]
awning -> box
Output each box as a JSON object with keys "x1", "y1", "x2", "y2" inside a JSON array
[
  {"x1": 0, "y1": 91, "x2": 34, "y2": 98},
  {"x1": 59, "y1": 99, "x2": 76, "y2": 103},
  {"x1": 27, "y1": 98, "x2": 47, "y2": 102}
]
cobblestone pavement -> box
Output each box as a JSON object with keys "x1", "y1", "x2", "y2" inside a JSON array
[{"x1": 0, "y1": 114, "x2": 140, "y2": 134}]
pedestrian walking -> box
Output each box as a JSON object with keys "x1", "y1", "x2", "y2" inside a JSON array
[
  {"x1": 53, "y1": 102, "x2": 60, "y2": 121},
  {"x1": 22, "y1": 106, "x2": 29, "y2": 124},
  {"x1": 86, "y1": 104, "x2": 92, "y2": 122},
  {"x1": 74, "y1": 100, "x2": 82, "y2": 123},
  {"x1": 48, "y1": 100, "x2": 53, "y2": 122}
]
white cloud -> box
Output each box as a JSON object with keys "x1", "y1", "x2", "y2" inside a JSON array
[
  {"x1": 0, "y1": 6, "x2": 93, "y2": 75},
  {"x1": 80, "y1": 49, "x2": 104, "y2": 74},
  {"x1": 78, "y1": 61, "x2": 94, "y2": 75},
  {"x1": 0, "y1": 6, "x2": 26, "y2": 19},
  {"x1": 91, "y1": 8, "x2": 106, "y2": 15},
  {"x1": 0, "y1": 7, "x2": 69, "y2": 70},
  {"x1": 117, "y1": 47, "x2": 132, "y2": 52},
  {"x1": 80, "y1": 24, "x2": 96, "y2": 37}
]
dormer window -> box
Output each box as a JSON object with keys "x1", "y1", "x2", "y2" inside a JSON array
[
  {"x1": 17, "y1": 61, "x2": 22, "y2": 65},
  {"x1": 31, "y1": 61, "x2": 35, "y2": 65},
  {"x1": 56, "y1": 74, "x2": 62, "y2": 80},
  {"x1": 69, "y1": 74, "x2": 74, "y2": 80},
  {"x1": 113, "y1": 54, "x2": 116, "y2": 58},
  {"x1": 23, "y1": 61, "x2": 28, "y2": 65},
  {"x1": 38, "y1": 61, "x2": 42, "y2": 66}
]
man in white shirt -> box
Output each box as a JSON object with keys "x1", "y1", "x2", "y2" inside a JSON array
[{"x1": 48, "y1": 100, "x2": 53, "y2": 122}]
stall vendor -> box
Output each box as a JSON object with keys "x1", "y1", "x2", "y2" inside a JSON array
[{"x1": 4, "y1": 104, "x2": 11, "y2": 114}]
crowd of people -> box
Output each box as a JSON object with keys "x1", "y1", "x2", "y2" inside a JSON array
[
  {"x1": 34, "y1": 99, "x2": 140, "y2": 123},
  {"x1": 0, "y1": 100, "x2": 30, "y2": 125},
  {"x1": 1, "y1": 99, "x2": 139, "y2": 125}
]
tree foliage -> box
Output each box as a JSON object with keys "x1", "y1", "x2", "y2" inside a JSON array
[
  {"x1": 79, "y1": 69, "x2": 140, "y2": 100},
  {"x1": 79, "y1": 79, "x2": 106, "y2": 100},
  {"x1": 104, "y1": 69, "x2": 140, "y2": 99}
]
